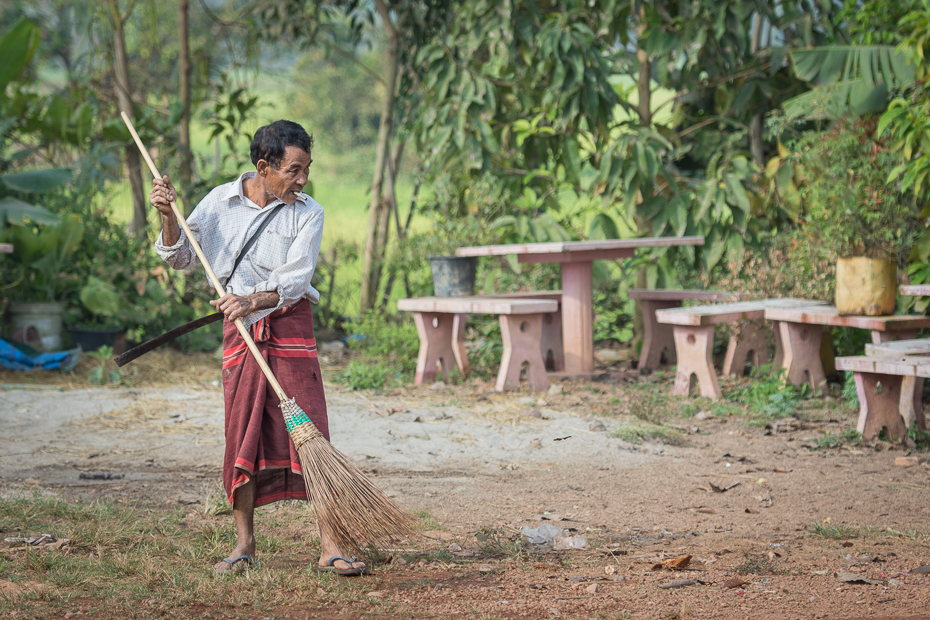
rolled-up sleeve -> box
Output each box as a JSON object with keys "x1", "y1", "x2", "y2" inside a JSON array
[
  {"x1": 247, "y1": 208, "x2": 323, "y2": 308},
  {"x1": 154, "y1": 215, "x2": 201, "y2": 271}
]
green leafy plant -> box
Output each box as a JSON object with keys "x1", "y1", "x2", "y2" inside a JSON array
[
  {"x1": 732, "y1": 364, "x2": 808, "y2": 419},
  {"x1": 341, "y1": 360, "x2": 389, "y2": 391},
  {"x1": 87, "y1": 345, "x2": 135, "y2": 386},
  {"x1": 815, "y1": 428, "x2": 863, "y2": 450},
  {"x1": 807, "y1": 521, "x2": 862, "y2": 539},
  {"x1": 1, "y1": 213, "x2": 84, "y2": 302},
  {"x1": 785, "y1": 118, "x2": 920, "y2": 261}
]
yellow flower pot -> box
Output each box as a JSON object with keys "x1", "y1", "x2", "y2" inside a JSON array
[{"x1": 835, "y1": 257, "x2": 896, "y2": 316}]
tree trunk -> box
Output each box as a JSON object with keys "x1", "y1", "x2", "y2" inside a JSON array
[
  {"x1": 178, "y1": 0, "x2": 193, "y2": 214},
  {"x1": 749, "y1": 13, "x2": 764, "y2": 167},
  {"x1": 359, "y1": 0, "x2": 401, "y2": 313},
  {"x1": 374, "y1": 136, "x2": 406, "y2": 308},
  {"x1": 108, "y1": 0, "x2": 147, "y2": 237},
  {"x1": 636, "y1": 10, "x2": 652, "y2": 127}
]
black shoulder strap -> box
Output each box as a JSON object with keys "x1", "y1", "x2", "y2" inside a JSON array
[{"x1": 222, "y1": 202, "x2": 287, "y2": 290}]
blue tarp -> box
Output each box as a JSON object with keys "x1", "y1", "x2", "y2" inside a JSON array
[{"x1": 0, "y1": 338, "x2": 81, "y2": 371}]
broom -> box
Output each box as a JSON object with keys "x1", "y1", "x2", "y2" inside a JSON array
[{"x1": 120, "y1": 111, "x2": 416, "y2": 553}]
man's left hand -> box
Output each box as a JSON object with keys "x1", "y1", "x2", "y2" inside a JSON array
[{"x1": 210, "y1": 294, "x2": 254, "y2": 321}]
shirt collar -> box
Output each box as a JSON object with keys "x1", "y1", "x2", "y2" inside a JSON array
[{"x1": 225, "y1": 170, "x2": 306, "y2": 208}]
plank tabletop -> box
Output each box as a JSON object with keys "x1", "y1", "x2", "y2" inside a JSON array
[
  {"x1": 835, "y1": 355, "x2": 930, "y2": 375},
  {"x1": 0, "y1": 243, "x2": 12, "y2": 253},
  {"x1": 763, "y1": 305, "x2": 930, "y2": 331},
  {"x1": 655, "y1": 298, "x2": 821, "y2": 326},
  {"x1": 397, "y1": 296, "x2": 559, "y2": 315},
  {"x1": 865, "y1": 339, "x2": 930, "y2": 357},
  {"x1": 900, "y1": 285, "x2": 930, "y2": 296},
  {"x1": 627, "y1": 289, "x2": 736, "y2": 302},
  {"x1": 455, "y1": 236, "x2": 704, "y2": 258}
]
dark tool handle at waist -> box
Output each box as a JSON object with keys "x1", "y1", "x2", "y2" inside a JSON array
[{"x1": 113, "y1": 312, "x2": 224, "y2": 367}]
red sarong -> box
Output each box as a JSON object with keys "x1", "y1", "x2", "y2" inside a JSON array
[{"x1": 221, "y1": 299, "x2": 329, "y2": 507}]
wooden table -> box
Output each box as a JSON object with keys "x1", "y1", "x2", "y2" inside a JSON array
[
  {"x1": 763, "y1": 305, "x2": 930, "y2": 394},
  {"x1": 456, "y1": 236, "x2": 704, "y2": 375}
]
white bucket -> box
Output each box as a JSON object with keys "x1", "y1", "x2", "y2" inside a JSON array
[{"x1": 8, "y1": 302, "x2": 64, "y2": 351}]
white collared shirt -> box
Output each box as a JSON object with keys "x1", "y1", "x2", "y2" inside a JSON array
[{"x1": 154, "y1": 171, "x2": 324, "y2": 328}]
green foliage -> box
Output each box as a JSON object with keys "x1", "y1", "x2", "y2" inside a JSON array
[
  {"x1": 610, "y1": 423, "x2": 684, "y2": 446},
  {"x1": 86, "y1": 345, "x2": 135, "y2": 386},
  {"x1": 783, "y1": 118, "x2": 920, "y2": 260},
  {"x1": 0, "y1": 213, "x2": 84, "y2": 302},
  {"x1": 341, "y1": 359, "x2": 389, "y2": 391},
  {"x1": 341, "y1": 311, "x2": 419, "y2": 389},
  {"x1": 732, "y1": 364, "x2": 809, "y2": 419},
  {"x1": 842, "y1": 371, "x2": 860, "y2": 410}
]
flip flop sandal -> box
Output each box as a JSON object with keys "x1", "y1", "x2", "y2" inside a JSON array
[
  {"x1": 215, "y1": 555, "x2": 257, "y2": 575},
  {"x1": 314, "y1": 555, "x2": 367, "y2": 576}
]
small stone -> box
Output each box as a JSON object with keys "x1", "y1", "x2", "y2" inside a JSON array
[
  {"x1": 524, "y1": 408, "x2": 543, "y2": 419},
  {"x1": 367, "y1": 591, "x2": 385, "y2": 598},
  {"x1": 589, "y1": 420, "x2": 607, "y2": 432},
  {"x1": 395, "y1": 557, "x2": 407, "y2": 566},
  {"x1": 809, "y1": 596, "x2": 818, "y2": 603},
  {"x1": 478, "y1": 564, "x2": 494, "y2": 573},
  {"x1": 547, "y1": 384, "x2": 564, "y2": 396},
  {"x1": 889, "y1": 578, "x2": 901, "y2": 587},
  {"x1": 605, "y1": 565, "x2": 616, "y2": 575},
  {"x1": 695, "y1": 411, "x2": 709, "y2": 421},
  {"x1": 429, "y1": 381, "x2": 447, "y2": 390},
  {"x1": 530, "y1": 439, "x2": 543, "y2": 448},
  {"x1": 585, "y1": 583, "x2": 598, "y2": 594},
  {"x1": 896, "y1": 456, "x2": 919, "y2": 467}
]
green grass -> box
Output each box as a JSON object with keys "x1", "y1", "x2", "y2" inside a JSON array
[
  {"x1": 806, "y1": 521, "x2": 863, "y2": 539},
  {"x1": 610, "y1": 422, "x2": 685, "y2": 446}
]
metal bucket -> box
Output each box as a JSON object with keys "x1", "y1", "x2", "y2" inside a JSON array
[{"x1": 429, "y1": 256, "x2": 477, "y2": 297}]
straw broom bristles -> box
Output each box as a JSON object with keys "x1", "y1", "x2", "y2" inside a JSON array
[
  {"x1": 281, "y1": 398, "x2": 417, "y2": 552},
  {"x1": 119, "y1": 111, "x2": 418, "y2": 557}
]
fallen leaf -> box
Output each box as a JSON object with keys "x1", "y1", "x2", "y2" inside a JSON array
[
  {"x1": 605, "y1": 565, "x2": 616, "y2": 575},
  {"x1": 697, "y1": 508, "x2": 716, "y2": 514},
  {"x1": 369, "y1": 405, "x2": 387, "y2": 417},
  {"x1": 724, "y1": 577, "x2": 747, "y2": 589},
  {"x1": 841, "y1": 542, "x2": 854, "y2": 548},
  {"x1": 652, "y1": 555, "x2": 692, "y2": 571},
  {"x1": 659, "y1": 579, "x2": 697, "y2": 589},
  {"x1": 835, "y1": 572, "x2": 884, "y2": 585}
]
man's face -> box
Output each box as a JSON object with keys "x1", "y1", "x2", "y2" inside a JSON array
[{"x1": 260, "y1": 146, "x2": 312, "y2": 204}]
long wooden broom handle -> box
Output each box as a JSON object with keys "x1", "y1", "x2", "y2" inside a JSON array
[{"x1": 120, "y1": 111, "x2": 289, "y2": 401}]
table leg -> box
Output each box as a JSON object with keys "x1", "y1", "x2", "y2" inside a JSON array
[
  {"x1": 540, "y1": 308, "x2": 564, "y2": 371},
  {"x1": 638, "y1": 300, "x2": 680, "y2": 370},
  {"x1": 778, "y1": 321, "x2": 827, "y2": 395},
  {"x1": 671, "y1": 325, "x2": 721, "y2": 400},
  {"x1": 560, "y1": 261, "x2": 594, "y2": 374},
  {"x1": 496, "y1": 314, "x2": 549, "y2": 392},
  {"x1": 853, "y1": 371, "x2": 907, "y2": 441},
  {"x1": 412, "y1": 312, "x2": 458, "y2": 385},
  {"x1": 869, "y1": 329, "x2": 923, "y2": 431},
  {"x1": 773, "y1": 321, "x2": 784, "y2": 367}
]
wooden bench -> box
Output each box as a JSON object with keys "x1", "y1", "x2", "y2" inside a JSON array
[
  {"x1": 628, "y1": 289, "x2": 736, "y2": 370},
  {"x1": 655, "y1": 299, "x2": 821, "y2": 399},
  {"x1": 835, "y1": 355, "x2": 929, "y2": 441},
  {"x1": 763, "y1": 305, "x2": 930, "y2": 395},
  {"x1": 900, "y1": 285, "x2": 930, "y2": 296},
  {"x1": 487, "y1": 291, "x2": 563, "y2": 372},
  {"x1": 397, "y1": 296, "x2": 559, "y2": 392}
]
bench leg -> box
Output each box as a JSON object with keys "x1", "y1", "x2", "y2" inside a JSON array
[
  {"x1": 854, "y1": 372, "x2": 907, "y2": 441},
  {"x1": 638, "y1": 300, "x2": 680, "y2": 370},
  {"x1": 722, "y1": 321, "x2": 771, "y2": 377},
  {"x1": 412, "y1": 312, "x2": 460, "y2": 385},
  {"x1": 778, "y1": 321, "x2": 827, "y2": 395},
  {"x1": 773, "y1": 321, "x2": 784, "y2": 368},
  {"x1": 672, "y1": 325, "x2": 721, "y2": 400},
  {"x1": 541, "y1": 308, "x2": 564, "y2": 372},
  {"x1": 869, "y1": 330, "x2": 923, "y2": 431},
  {"x1": 452, "y1": 314, "x2": 471, "y2": 380},
  {"x1": 496, "y1": 314, "x2": 549, "y2": 392}
]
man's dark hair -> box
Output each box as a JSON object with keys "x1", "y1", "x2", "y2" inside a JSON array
[{"x1": 250, "y1": 120, "x2": 313, "y2": 168}]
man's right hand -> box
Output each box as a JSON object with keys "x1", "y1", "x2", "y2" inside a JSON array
[{"x1": 150, "y1": 175, "x2": 178, "y2": 217}]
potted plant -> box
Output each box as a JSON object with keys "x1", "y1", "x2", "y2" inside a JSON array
[
  {"x1": 65, "y1": 276, "x2": 124, "y2": 352},
  {"x1": 787, "y1": 118, "x2": 920, "y2": 315},
  {"x1": 1, "y1": 213, "x2": 84, "y2": 350}
]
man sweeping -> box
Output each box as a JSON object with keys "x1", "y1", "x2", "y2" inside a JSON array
[{"x1": 149, "y1": 120, "x2": 366, "y2": 576}]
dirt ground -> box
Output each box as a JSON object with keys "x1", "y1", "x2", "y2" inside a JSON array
[{"x1": 3, "y1": 349, "x2": 930, "y2": 619}]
